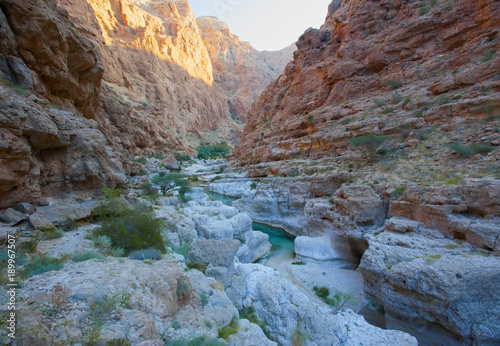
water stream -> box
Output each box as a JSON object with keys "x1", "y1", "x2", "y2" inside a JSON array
[{"x1": 188, "y1": 173, "x2": 465, "y2": 345}]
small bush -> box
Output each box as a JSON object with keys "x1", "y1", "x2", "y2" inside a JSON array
[
  {"x1": 288, "y1": 168, "x2": 299, "y2": 177},
  {"x1": 448, "y1": 143, "x2": 495, "y2": 158},
  {"x1": 218, "y1": 319, "x2": 240, "y2": 340},
  {"x1": 306, "y1": 115, "x2": 314, "y2": 123},
  {"x1": 313, "y1": 286, "x2": 330, "y2": 300},
  {"x1": 417, "y1": 6, "x2": 430, "y2": 15},
  {"x1": 313, "y1": 286, "x2": 353, "y2": 311},
  {"x1": 130, "y1": 157, "x2": 147, "y2": 165},
  {"x1": 437, "y1": 95, "x2": 452, "y2": 105},
  {"x1": 348, "y1": 135, "x2": 391, "y2": 162},
  {"x1": 94, "y1": 205, "x2": 166, "y2": 255},
  {"x1": 240, "y1": 306, "x2": 266, "y2": 331},
  {"x1": 107, "y1": 338, "x2": 131, "y2": 346},
  {"x1": 392, "y1": 186, "x2": 406, "y2": 199},
  {"x1": 165, "y1": 337, "x2": 225, "y2": 346},
  {"x1": 197, "y1": 142, "x2": 230, "y2": 159},
  {"x1": 382, "y1": 106, "x2": 395, "y2": 114},
  {"x1": 62, "y1": 217, "x2": 77, "y2": 232},
  {"x1": 250, "y1": 181, "x2": 257, "y2": 190},
  {"x1": 200, "y1": 292, "x2": 210, "y2": 306},
  {"x1": 129, "y1": 248, "x2": 163, "y2": 261},
  {"x1": 384, "y1": 80, "x2": 403, "y2": 89},
  {"x1": 481, "y1": 49, "x2": 497, "y2": 63},
  {"x1": 373, "y1": 98, "x2": 385, "y2": 107},
  {"x1": 391, "y1": 92, "x2": 403, "y2": 104},
  {"x1": 42, "y1": 228, "x2": 64, "y2": 240},
  {"x1": 72, "y1": 252, "x2": 103, "y2": 262},
  {"x1": 21, "y1": 255, "x2": 66, "y2": 278},
  {"x1": 292, "y1": 261, "x2": 306, "y2": 265}
]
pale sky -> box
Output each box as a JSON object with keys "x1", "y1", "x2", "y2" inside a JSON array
[{"x1": 189, "y1": 0, "x2": 332, "y2": 51}]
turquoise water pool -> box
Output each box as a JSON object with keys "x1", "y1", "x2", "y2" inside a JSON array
[{"x1": 252, "y1": 222, "x2": 296, "y2": 262}]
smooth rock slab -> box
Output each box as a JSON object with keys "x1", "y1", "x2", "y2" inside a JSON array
[
  {"x1": 294, "y1": 235, "x2": 342, "y2": 261},
  {"x1": 0, "y1": 208, "x2": 28, "y2": 225}
]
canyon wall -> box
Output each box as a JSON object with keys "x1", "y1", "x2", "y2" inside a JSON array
[
  {"x1": 197, "y1": 16, "x2": 294, "y2": 122},
  {"x1": 232, "y1": 0, "x2": 500, "y2": 164},
  {"x1": 227, "y1": 0, "x2": 500, "y2": 343},
  {"x1": 0, "y1": 0, "x2": 291, "y2": 208}
]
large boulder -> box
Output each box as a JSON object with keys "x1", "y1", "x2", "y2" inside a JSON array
[
  {"x1": 29, "y1": 213, "x2": 56, "y2": 232},
  {"x1": 236, "y1": 231, "x2": 271, "y2": 263},
  {"x1": 188, "y1": 239, "x2": 240, "y2": 269},
  {"x1": 359, "y1": 219, "x2": 500, "y2": 344},
  {"x1": 0, "y1": 208, "x2": 28, "y2": 225},
  {"x1": 294, "y1": 235, "x2": 341, "y2": 261},
  {"x1": 333, "y1": 185, "x2": 386, "y2": 227},
  {"x1": 229, "y1": 263, "x2": 417, "y2": 345},
  {"x1": 161, "y1": 154, "x2": 179, "y2": 171}
]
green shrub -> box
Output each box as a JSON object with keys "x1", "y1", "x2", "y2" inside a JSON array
[
  {"x1": 392, "y1": 186, "x2": 406, "y2": 199},
  {"x1": 437, "y1": 95, "x2": 452, "y2": 105},
  {"x1": 417, "y1": 6, "x2": 430, "y2": 15},
  {"x1": 382, "y1": 106, "x2": 395, "y2": 114},
  {"x1": 210, "y1": 175, "x2": 222, "y2": 183},
  {"x1": 129, "y1": 248, "x2": 163, "y2": 261},
  {"x1": 42, "y1": 229, "x2": 64, "y2": 240},
  {"x1": 152, "y1": 173, "x2": 192, "y2": 201},
  {"x1": 218, "y1": 319, "x2": 240, "y2": 340},
  {"x1": 21, "y1": 255, "x2": 66, "y2": 278},
  {"x1": 240, "y1": 306, "x2": 266, "y2": 331},
  {"x1": 130, "y1": 157, "x2": 147, "y2": 165},
  {"x1": 176, "y1": 276, "x2": 191, "y2": 300},
  {"x1": 93, "y1": 204, "x2": 166, "y2": 255},
  {"x1": 62, "y1": 217, "x2": 77, "y2": 232},
  {"x1": 165, "y1": 337, "x2": 225, "y2": 346},
  {"x1": 250, "y1": 181, "x2": 258, "y2": 190},
  {"x1": 174, "y1": 152, "x2": 191, "y2": 162},
  {"x1": 384, "y1": 80, "x2": 403, "y2": 89},
  {"x1": 448, "y1": 143, "x2": 495, "y2": 158},
  {"x1": 288, "y1": 168, "x2": 299, "y2": 177},
  {"x1": 348, "y1": 135, "x2": 391, "y2": 162},
  {"x1": 106, "y1": 338, "x2": 131, "y2": 346},
  {"x1": 72, "y1": 252, "x2": 103, "y2": 262},
  {"x1": 313, "y1": 286, "x2": 330, "y2": 300},
  {"x1": 306, "y1": 115, "x2": 314, "y2": 123},
  {"x1": 481, "y1": 49, "x2": 497, "y2": 63},
  {"x1": 391, "y1": 93, "x2": 403, "y2": 104},
  {"x1": 373, "y1": 98, "x2": 385, "y2": 107},
  {"x1": 200, "y1": 292, "x2": 210, "y2": 306},
  {"x1": 291, "y1": 261, "x2": 306, "y2": 265},
  {"x1": 197, "y1": 142, "x2": 231, "y2": 159},
  {"x1": 313, "y1": 286, "x2": 353, "y2": 311}
]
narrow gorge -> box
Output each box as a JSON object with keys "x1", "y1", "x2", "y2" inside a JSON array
[{"x1": 0, "y1": 0, "x2": 499, "y2": 345}]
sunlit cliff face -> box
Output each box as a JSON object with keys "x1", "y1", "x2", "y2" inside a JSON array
[{"x1": 87, "y1": 0, "x2": 214, "y2": 85}]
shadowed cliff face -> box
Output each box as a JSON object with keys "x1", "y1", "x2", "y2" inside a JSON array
[
  {"x1": 0, "y1": 0, "x2": 126, "y2": 208},
  {"x1": 232, "y1": 0, "x2": 500, "y2": 164},
  {"x1": 59, "y1": 0, "x2": 242, "y2": 157}
]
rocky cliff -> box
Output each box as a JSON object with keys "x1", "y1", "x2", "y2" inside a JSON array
[
  {"x1": 227, "y1": 0, "x2": 500, "y2": 343},
  {"x1": 0, "y1": 0, "x2": 290, "y2": 208},
  {"x1": 233, "y1": 0, "x2": 500, "y2": 166},
  {"x1": 197, "y1": 16, "x2": 294, "y2": 122},
  {"x1": 0, "y1": 0, "x2": 126, "y2": 208}
]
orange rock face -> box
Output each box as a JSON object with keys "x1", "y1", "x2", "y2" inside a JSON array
[
  {"x1": 197, "y1": 16, "x2": 294, "y2": 122},
  {"x1": 59, "y1": 0, "x2": 241, "y2": 156},
  {"x1": 232, "y1": 0, "x2": 500, "y2": 164},
  {"x1": 0, "y1": 0, "x2": 292, "y2": 207}
]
